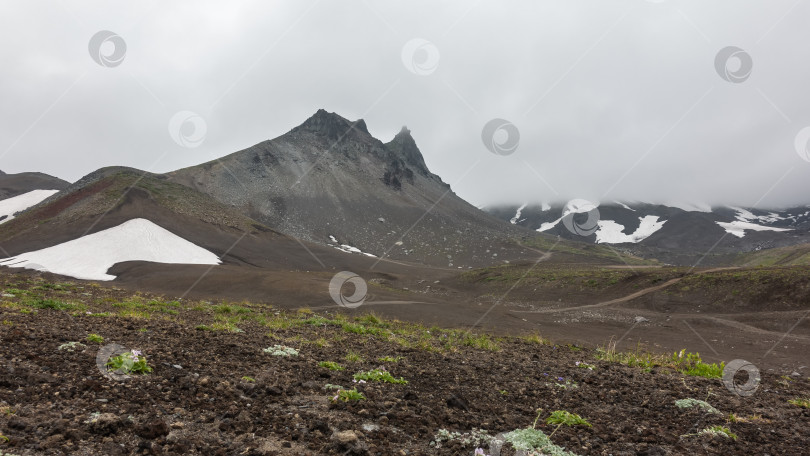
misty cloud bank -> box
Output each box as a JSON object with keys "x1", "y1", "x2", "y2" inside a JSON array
[{"x1": 1, "y1": 0, "x2": 809, "y2": 208}]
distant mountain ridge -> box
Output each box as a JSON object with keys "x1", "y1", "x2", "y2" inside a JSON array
[
  {"x1": 486, "y1": 201, "x2": 810, "y2": 265},
  {"x1": 0, "y1": 171, "x2": 69, "y2": 200}
]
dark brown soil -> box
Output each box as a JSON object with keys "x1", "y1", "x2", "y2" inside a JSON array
[{"x1": 1, "y1": 272, "x2": 809, "y2": 455}]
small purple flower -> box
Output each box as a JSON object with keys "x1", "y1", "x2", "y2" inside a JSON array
[
  {"x1": 474, "y1": 449, "x2": 487, "y2": 456},
  {"x1": 557, "y1": 377, "x2": 564, "y2": 382},
  {"x1": 131, "y1": 350, "x2": 142, "y2": 357},
  {"x1": 542, "y1": 372, "x2": 549, "y2": 376},
  {"x1": 575, "y1": 361, "x2": 581, "y2": 366}
]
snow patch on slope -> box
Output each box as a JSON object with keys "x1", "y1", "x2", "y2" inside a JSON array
[
  {"x1": 328, "y1": 235, "x2": 377, "y2": 257},
  {"x1": 595, "y1": 216, "x2": 667, "y2": 244},
  {"x1": 537, "y1": 199, "x2": 599, "y2": 233},
  {"x1": 0, "y1": 189, "x2": 59, "y2": 224},
  {"x1": 0, "y1": 218, "x2": 221, "y2": 280},
  {"x1": 614, "y1": 201, "x2": 635, "y2": 211},
  {"x1": 510, "y1": 203, "x2": 527, "y2": 225},
  {"x1": 716, "y1": 221, "x2": 792, "y2": 238},
  {"x1": 728, "y1": 206, "x2": 787, "y2": 224}
]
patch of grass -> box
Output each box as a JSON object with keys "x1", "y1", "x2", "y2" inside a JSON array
[
  {"x1": 23, "y1": 297, "x2": 82, "y2": 311},
  {"x1": 524, "y1": 333, "x2": 551, "y2": 345},
  {"x1": 303, "y1": 316, "x2": 338, "y2": 327},
  {"x1": 353, "y1": 368, "x2": 407, "y2": 384},
  {"x1": 344, "y1": 351, "x2": 364, "y2": 363},
  {"x1": 546, "y1": 410, "x2": 592, "y2": 428},
  {"x1": 340, "y1": 322, "x2": 389, "y2": 337},
  {"x1": 318, "y1": 361, "x2": 345, "y2": 371},
  {"x1": 672, "y1": 349, "x2": 724, "y2": 378},
  {"x1": 788, "y1": 397, "x2": 810, "y2": 408},
  {"x1": 355, "y1": 312, "x2": 388, "y2": 327},
  {"x1": 117, "y1": 309, "x2": 151, "y2": 319},
  {"x1": 596, "y1": 341, "x2": 723, "y2": 378},
  {"x1": 265, "y1": 314, "x2": 301, "y2": 330},
  {"x1": 378, "y1": 356, "x2": 403, "y2": 363},
  {"x1": 87, "y1": 312, "x2": 112, "y2": 317},
  {"x1": 462, "y1": 333, "x2": 500, "y2": 351},
  {"x1": 241, "y1": 376, "x2": 255, "y2": 383},
  {"x1": 302, "y1": 337, "x2": 331, "y2": 348},
  {"x1": 209, "y1": 318, "x2": 243, "y2": 333},
  {"x1": 213, "y1": 303, "x2": 252, "y2": 315},
  {"x1": 86, "y1": 334, "x2": 104, "y2": 344}
]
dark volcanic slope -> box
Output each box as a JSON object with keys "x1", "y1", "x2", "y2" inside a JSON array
[
  {"x1": 0, "y1": 168, "x2": 353, "y2": 273},
  {"x1": 168, "y1": 110, "x2": 529, "y2": 268},
  {"x1": 0, "y1": 168, "x2": 465, "y2": 300},
  {"x1": 0, "y1": 170, "x2": 69, "y2": 200}
]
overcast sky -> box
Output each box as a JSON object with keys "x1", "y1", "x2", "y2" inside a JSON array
[{"x1": 2, "y1": 0, "x2": 809, "y2": 208}]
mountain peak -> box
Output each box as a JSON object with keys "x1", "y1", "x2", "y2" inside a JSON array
[
  {"x1": 293, "y1": 109, "x2": 369, "y2": 139},
  {"x1": 386, "y1": 125, "x2": 429, "y2": 176}
]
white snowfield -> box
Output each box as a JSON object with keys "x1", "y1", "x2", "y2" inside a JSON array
[
  {"x1": 0, "y1": 189, "x2": 59, "y2": 224},
  {"x1": 0, "y1": 218, "x2": 221, "y2": 281},
  {"x1": 595, "y1": 216, "x2": 667, "y2": 244},
  {"x1": 716, "y1": 220, "x2": 792, "y2": 238},
  {"x1": 714, "y1": 206, "x2": 793, "y2": 238}
]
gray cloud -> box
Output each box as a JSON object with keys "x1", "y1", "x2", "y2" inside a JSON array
[{"x1": 1, "y1": 0, "x2": 809, "y2": 209}]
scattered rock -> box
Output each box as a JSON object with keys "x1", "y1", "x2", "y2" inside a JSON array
[
  {"x1": 446, "y1": 394, "x2": 469, "y2": 410},
  {"x1": 136, "y1": 418, "x2": 170, "y2": 439},
  {"x1": 86, "y1": 413, "x2": 125, "y2": 436},
  {"x1": 332, "y1": 430, "x2": 358, "y2": 444}
]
